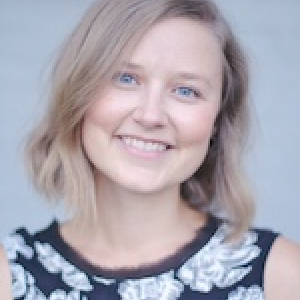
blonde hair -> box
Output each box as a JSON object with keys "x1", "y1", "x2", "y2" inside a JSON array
[{"x1": 26, "y1": 0, "x2": 254, "y2": 236}]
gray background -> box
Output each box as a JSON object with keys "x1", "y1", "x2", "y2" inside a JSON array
[{"x1": 1, "y1": 0, "x2": 299, "y2": 242}]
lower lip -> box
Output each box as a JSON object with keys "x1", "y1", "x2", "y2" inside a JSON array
[{"x1": 117, "y1": 138, "x2": 170, "y2": 159}]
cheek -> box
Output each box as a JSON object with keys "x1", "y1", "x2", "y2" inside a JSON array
[
  {"x1": 81, "y1": 117, "x2": 105, "y2": 162},
  {"x1": 81, "y1": 95, "x2": 119, "y2": 162},
  {"x1": 85, "y1": 91, "x2": 131, "y2": 132},
  {"x1": 176, "y1": 105, "x2": 219, "y2": 146},
  {"x1": 172, "y1": 107, "x2": 219, "y2": 181}
]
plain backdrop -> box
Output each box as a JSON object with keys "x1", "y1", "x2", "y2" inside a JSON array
[{"x1": 0, "y1": 0, "x2": 299, "y2": 242}]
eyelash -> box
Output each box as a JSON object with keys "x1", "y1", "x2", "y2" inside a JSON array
[
  {"x1": 172, "y1": 86, "x2": 202, "y2": 100},
  {"x1": 114, "y1": 72, "x2": 139, "y2": 86},
  {"x1": 114, "y1": 72, "x2": 203, "y2": 100}
]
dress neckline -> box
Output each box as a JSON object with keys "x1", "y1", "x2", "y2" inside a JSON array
[{"x1": 36, "y1": 213, "x2": 220, "y2": 280}]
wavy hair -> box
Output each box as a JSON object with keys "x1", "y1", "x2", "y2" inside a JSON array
[{"x1": 25, "y1": 0, "x2": 253, "y2": 237}]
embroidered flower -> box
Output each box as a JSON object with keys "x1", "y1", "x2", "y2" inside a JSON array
[
  {"x1": 3, "y1": 222, "x2": 266, "y2": 300},
  {"x1": 177, "y1": 224, "x2": 261, "y2": 292},
  {"x1": 118, "y1": 270, "x2": 184, "y2": 300},
  {"x1": 24, "y1": 282, "x2": 47, "y2": 300},
  {"x1": 227, "y1": 285, "x2": 264, "y2": 300},
  {"x1": 10, "y1": 263, "x2": 27, "y2": 298},
  {"x1": 94, "y1": 276, "x2": 116, "y2": 285},
  {"x1": 9, "y1": 265, "x2": 47, "y2": 300},
  {"x1": 49, "y1": 289, "x2": 84, "y2": 300},
  {"x1": 2, "y1": 233, "x2": 34, "y2": 260},
  {"x1": 35, "y1": 242, "x2": 93, "y2": 292},
  {"x1": 10, "y1": 262, "x2": 87, "y2": 300}
]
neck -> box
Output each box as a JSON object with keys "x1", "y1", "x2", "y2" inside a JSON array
[
  {"x1": 93, "y1": 178, "x2": 187, "y2": 247},
  {"x1": 67, "y1": 176, "x2": 206, "y2": 268}
]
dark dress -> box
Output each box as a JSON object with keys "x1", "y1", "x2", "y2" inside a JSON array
[{"x1": 2, "y1": 215, "x2": 278, "y2": 300}]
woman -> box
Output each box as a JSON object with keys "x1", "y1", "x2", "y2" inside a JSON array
[{"x1": 1, "y1": 0, "x2": 299, "y2": 299}]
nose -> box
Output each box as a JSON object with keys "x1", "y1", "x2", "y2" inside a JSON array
[{"x1": 133, "y1": 87, "x2": 167, "y2": 129}]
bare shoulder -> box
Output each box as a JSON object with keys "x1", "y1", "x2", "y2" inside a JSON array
[
  {"x1": 265, "y1": 236, "x2": 300, "y2": 300},
  {"x1": 0, "y1": 244, "x2": 12, "y2": 300}
]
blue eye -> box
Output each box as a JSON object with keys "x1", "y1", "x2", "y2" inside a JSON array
[
  {"x1": 174, "y1": 87, "x2": 200, "y2": 99},
  {"x1": 115, "y1": 72, "x2": 138, "y2": 85}
]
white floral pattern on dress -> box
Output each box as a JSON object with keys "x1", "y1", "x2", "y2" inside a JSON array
[
  {"x1": 10, "y1": 263, "x2": 27, "y2": 298},
  {"x1": 49, "y1": 289, "x2": 88, "y2": 300},
  {"x1": 9, "y1": 263, "x2": 46, "y2": 300},
  {"x1": 227, "y1": 285, "x2": 264, "y2": 300},
  {"x1": 20, "y1": 272, "x2": 47, "y2": 300},
  {"x1": 118, "y1": 270, "x2": 184, "y2": 300},
  {"x1": 3, "y1": 234, "x2": 34, "y2": 260},
  {"x1": 93, "y1": 276, "x2": 116, "y2": 285},
  {"x1": 177, "y1": 223, "x2": 261, "y2": 292},
  {"x1": 10, "y1": 261, "x2": 89, "y2": 300},
  {"x1": 2, "y1": 221, "x2": 267, "y2": 300},
  {"x1": 35, "y1": 241, "x2": 93, "y2": 292}
]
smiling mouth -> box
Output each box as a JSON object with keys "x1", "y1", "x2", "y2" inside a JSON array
[{"x1": 118, "y1": 136, "x2": 173, "y2": 152}]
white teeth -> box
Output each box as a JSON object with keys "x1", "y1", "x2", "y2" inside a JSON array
[{"x1": 121, "y1": 137, "x2": 167, "y2": 152}]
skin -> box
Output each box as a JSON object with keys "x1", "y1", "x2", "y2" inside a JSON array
[
  {"x1": 73, "y1": 17, "x2": 222, "y2": 268},
  {"x1": 82, "y1": 19, "x2": 222, "y2": 196},
  {"x1": 0, "y1": 247, "x2": 12, "y2": 299},
  {"x1": 264, "y1": 237, "x2": 300, "y2": 299},
  {"x1": 0, "y1": 17, "x2": 299, "y2": 300}
]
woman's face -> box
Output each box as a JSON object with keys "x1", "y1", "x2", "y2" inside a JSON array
[{"x1": 82, "y1": 18, "x2": 223, "y2": 195}]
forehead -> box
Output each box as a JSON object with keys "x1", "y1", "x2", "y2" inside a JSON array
[{"x1": 126, "y1": 18, "x2": 223, "y2": 78}]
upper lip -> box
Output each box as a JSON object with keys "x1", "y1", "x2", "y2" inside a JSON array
[{"x1": 116, "y1": 134, "x2": 175, "y2": 149}]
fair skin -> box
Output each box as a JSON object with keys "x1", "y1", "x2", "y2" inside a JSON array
[
  {"x1": 265, "y1": 237, "x2": 300, "y2": 299},
  {"x1": 1, "y1": 17, "x2": 300, "y2": 300},
  {"x1": 66, "y1": 18, "x2": 222, "y2": 268},
  {"x1": 0, "y1": 247, "x2": 12, "y2": 299}
]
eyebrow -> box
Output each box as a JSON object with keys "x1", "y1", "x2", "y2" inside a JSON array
[
  {"x1": 120, "y1": 62, "x2": 143, "y2": 70},
  {"x1": 175, "y1": 72, "x2": 213, "y2": 89}
]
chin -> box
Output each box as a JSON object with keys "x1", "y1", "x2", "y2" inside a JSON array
[{"x1": 117, "y1": 178, "x2": 175, "y2": 196}]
